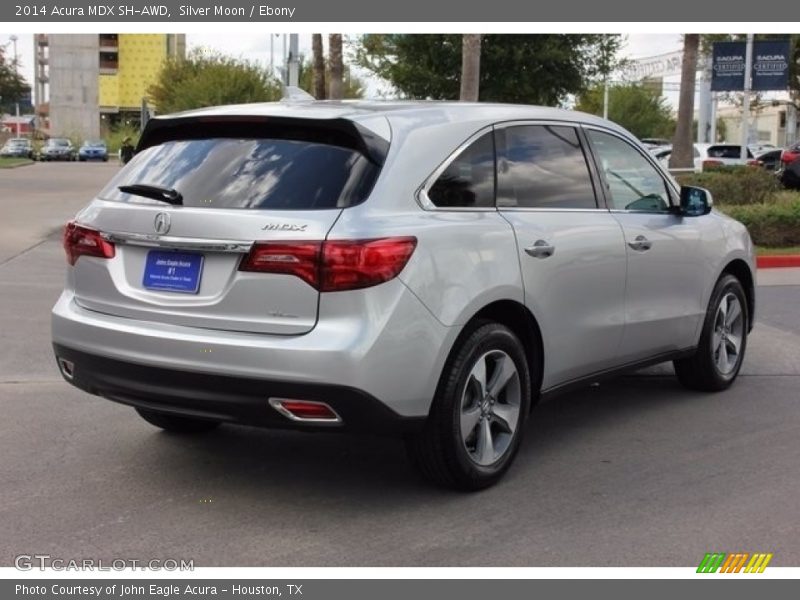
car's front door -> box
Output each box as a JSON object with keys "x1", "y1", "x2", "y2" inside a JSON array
[
  {"x1": 584, "y1": 128, "x2": 707, "y2": 363},
  {"x1": 496, "y1": 123, "x2": 627, "y2": 389}
]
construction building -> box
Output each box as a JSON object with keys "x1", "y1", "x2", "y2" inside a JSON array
[{"x1": 34, "y1": 33, "x2": 185, "y2": 139}]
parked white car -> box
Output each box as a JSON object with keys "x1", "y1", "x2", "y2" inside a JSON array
[{"x1": 653, "y1": 143, "x2": 757, "y2": 172}]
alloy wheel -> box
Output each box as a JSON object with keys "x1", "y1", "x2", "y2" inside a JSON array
[{"x1": 459, "y1": 350, "x2": 522, "y2": 466}]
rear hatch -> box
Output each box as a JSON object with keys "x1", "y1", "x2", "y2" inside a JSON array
[{"x1": 69, "y1": 115, "x2": 387, "y2": 335}]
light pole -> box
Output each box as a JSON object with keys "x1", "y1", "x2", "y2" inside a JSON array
[
  {"x1": 9, "y1": 35, "x2": 21, "y2": 137},
  {"x1": 741, "y1": 34, "x2": 754, "y2": 163}
]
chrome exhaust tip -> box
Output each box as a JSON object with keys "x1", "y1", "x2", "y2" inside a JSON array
[{"x1": 57, "y1": 357, "x2": 75, "y2": 381}]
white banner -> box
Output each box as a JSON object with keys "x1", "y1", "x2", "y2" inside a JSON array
[{"x1": 620, "y1": 51, "x2": 684, "y2": 81}]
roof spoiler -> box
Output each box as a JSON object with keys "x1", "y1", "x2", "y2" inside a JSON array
[{"x1": 136, "y1": 114, "x2": 389, "y2": 166}]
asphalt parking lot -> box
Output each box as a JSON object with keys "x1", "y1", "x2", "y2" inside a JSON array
[{"x1": 1, "y1": 162, "x2": 799, "y2": 567}]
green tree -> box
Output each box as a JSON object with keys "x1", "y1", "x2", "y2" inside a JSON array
[
  {"x1": 148, "y1": 48, "x2": 282, "y2": 114},
  {"x1": 576, "y1": 83, "x2": 674, "y2": 138},
  {"x1": 0, "y1": 46, "x2": 26, "y2": 112},
  {"x1": 353, "y1": 34, "x2": 622, "y2": 105}
]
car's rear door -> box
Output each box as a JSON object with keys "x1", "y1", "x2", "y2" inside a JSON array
[{"x1": 496, "y1": 123, "x2": 627, "y2": 388}]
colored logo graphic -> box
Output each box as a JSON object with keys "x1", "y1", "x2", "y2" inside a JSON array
[{"x1": 697, "y1": 552, "x2": 773, "y2": 573}]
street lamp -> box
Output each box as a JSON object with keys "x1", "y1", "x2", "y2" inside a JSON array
[{"x1": 9, "y1": 35, "x2": 21, "y2": 137}]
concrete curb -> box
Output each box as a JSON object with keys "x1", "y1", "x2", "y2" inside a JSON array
[{"x1": 757, "y1": 255, "x2": 800, "y2": 269}]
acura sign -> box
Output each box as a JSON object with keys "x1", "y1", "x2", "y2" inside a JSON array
[{"x1": 711, "y1": 39, "x2": 791, "y2": 92}]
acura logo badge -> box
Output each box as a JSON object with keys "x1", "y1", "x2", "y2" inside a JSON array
[{"x1": 154, "y1": 212, "x2": 171, "y2": 235}]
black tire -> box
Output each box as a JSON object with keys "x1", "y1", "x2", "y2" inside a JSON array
[
  {"x1": 674, "y1": 274, "x2": 749, "y2": 391},
  {"x1": 406, "y1": 322, "x2": 533, "y2": 491},
  {"x1": 135, "y1": 408, "x2": 221, "y2": 434}
]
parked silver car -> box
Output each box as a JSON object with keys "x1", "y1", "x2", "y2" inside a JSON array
[
  {"x1": 0, "y1": 137, "x2": 34, "y2": 158},
  {"x1": 51, "y1": 101, "x2": 756, "y2": 489}
]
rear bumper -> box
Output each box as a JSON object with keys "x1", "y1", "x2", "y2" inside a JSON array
[
  {"x1": 53, "y1": 343, "x2": 424, "y2": 434},
  {"x1": 52, "y1": 282, "x2": 454, "y2": 419}
]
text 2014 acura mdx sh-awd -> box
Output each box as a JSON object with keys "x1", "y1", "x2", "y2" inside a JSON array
[{"x1": 52, "y1": 100, "x2": 755, "y2": 489}]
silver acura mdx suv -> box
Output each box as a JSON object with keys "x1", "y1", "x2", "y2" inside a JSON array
[{"x1": 52, "y1": 100, "x2": 755, "y2": 490}]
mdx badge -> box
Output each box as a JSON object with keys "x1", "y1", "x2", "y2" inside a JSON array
[{"x1": 261, "y1": 223, "x2": 308, "y2": 231}]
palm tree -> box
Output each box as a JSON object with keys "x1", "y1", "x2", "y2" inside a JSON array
[
  {"x1": 459, "y1": 34, "x2": 482, "y2": 102},
  {"x1": 328, "y1": 34, "x2": 344, "y2": 100},
  {"x1": 311, "y1": 34, "x2": 326, "y2": 100},
  {"x1": 670, "y1": 34, "x2": 699, "y2": 170}
]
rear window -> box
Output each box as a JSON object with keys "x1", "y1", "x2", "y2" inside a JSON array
[
  {"x1": 99, "y1": 138, "x2": 380, "y2": 210},
  {"x1": 707, "y1": 145, "x2": 754, "y2": 159}
]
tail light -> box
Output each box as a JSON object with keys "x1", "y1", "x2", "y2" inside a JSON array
[
  {"x1": 320, "y1": 237, "x2": 417, "y2": 291},
  {"x1": 238, "y1": 241, "x2": 321, "y2": 288},
  {"x1": 63, "y1": 221, "x2": 115, "y2": 266},
  {"x1": 240, "y1": 237, "x2": 417, "y2": 292},
  {"x1": 746, "y1": 159, "x2": 760, "y2": 167}
]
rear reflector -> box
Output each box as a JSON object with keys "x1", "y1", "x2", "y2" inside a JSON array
[
  {"x1": 239, "y1": 237, "x2": 417, "y2": 292},
  {"x1": 268, "y1": 398, "x2": 341, "y2": 423},
  {"x1": 63, "y1": 221, "x2": 115, "y2": 266}
]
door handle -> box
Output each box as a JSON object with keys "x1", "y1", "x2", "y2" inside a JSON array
[
  {"x1": 524, "y1": 239, "x2": 555, "y2": 258},
  {"x1": 627, "y1": 235, "x2": 653, "y2": 252}
]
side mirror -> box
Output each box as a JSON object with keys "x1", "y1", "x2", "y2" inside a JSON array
[{"x1": 678, "y1": 186, "x2": 713, "y2": 217}]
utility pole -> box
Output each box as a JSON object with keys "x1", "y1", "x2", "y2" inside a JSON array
[
  {"x1": 741, "y1": 34, "x2": 754, "y2": 162},
  {"x1": 10, "y1": 35, "x2": 20, "y2": 137},
  {"x1": 710, "y1": 92, "x2": 718, "y2": 143},
  {"x1": 697, "y1": 60, "x2": 712, "y2": 143},
  {"x1": 287, "y1": 34, "x2": 299, "y2": 88},
  {"x1": 787, "y1": 102, "x2": 798, "y2": 146},
  {"x1": 282, "y1": 34, "x2": 287, "y2": 85}
]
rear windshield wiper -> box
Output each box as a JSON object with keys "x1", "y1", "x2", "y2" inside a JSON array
[{"x1": 118, "y1": 183, "x2": 183, "y2": 206}]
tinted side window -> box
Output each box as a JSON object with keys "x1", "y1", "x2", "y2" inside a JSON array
[
  {"x1": 497, "y1": 125, "x2": 597, "y2": 209},
  {"x1": 428, "y1": 132, "x2": 495, "y2": 208},
  {"x1": 587, "y1": 130, "x2": 671, "y2": 212}
]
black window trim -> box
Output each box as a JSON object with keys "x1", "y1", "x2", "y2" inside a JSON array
[
  {"x1": 416, "y1": 125, "x2": 498, "y2": 212},
  {"x1": 581, "y1": 124, "x2": 680, "y2": 214},
  {"x1": 418, "y1": 119, "x2": 616, "y2": 213}
]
